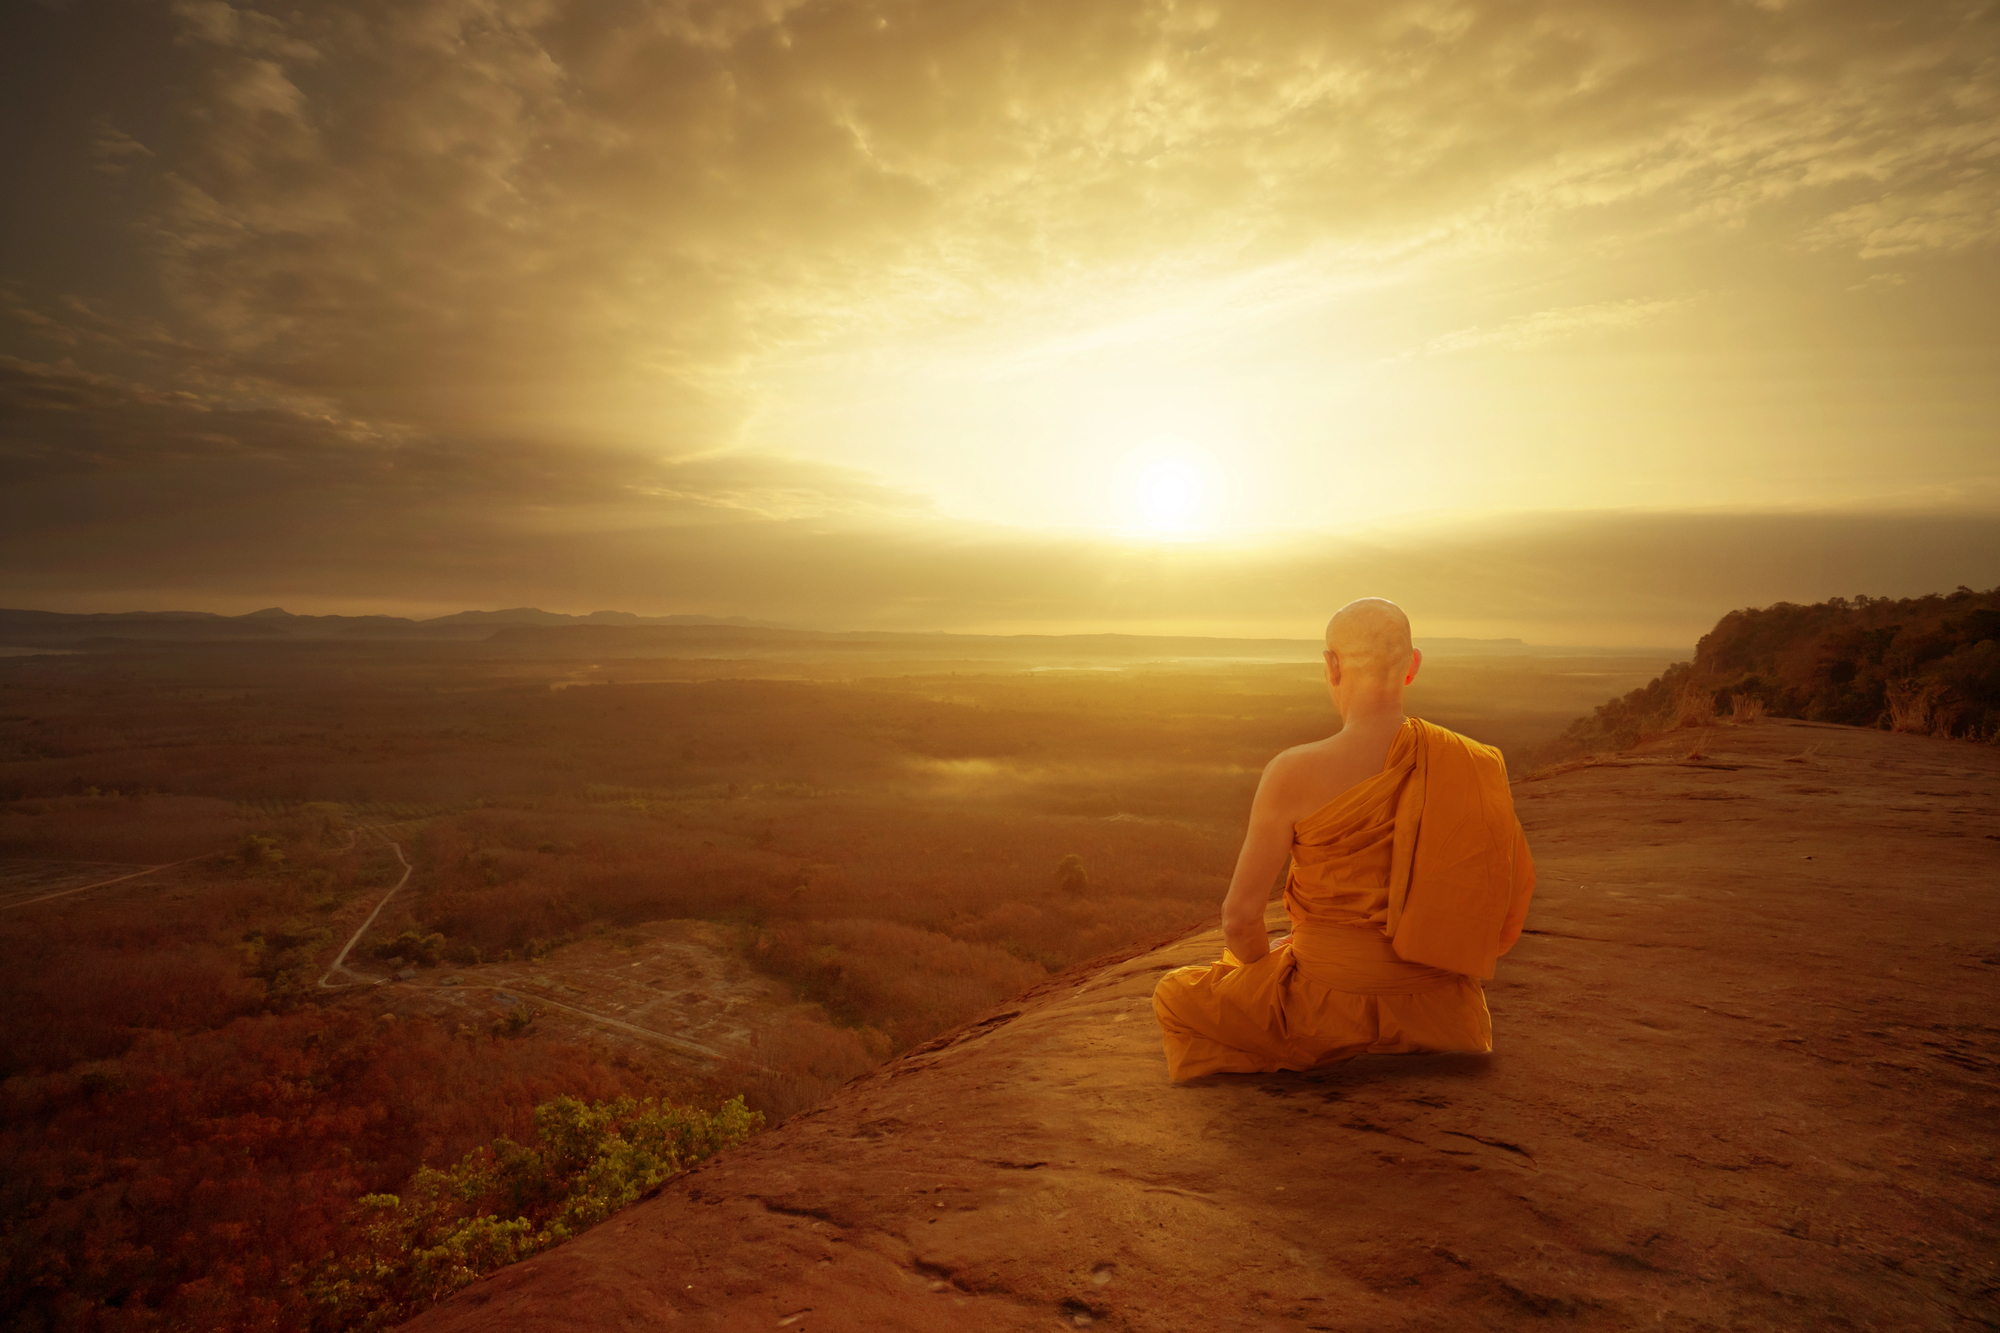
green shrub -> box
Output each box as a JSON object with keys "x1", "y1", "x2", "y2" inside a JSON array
[
  {"x1": 239, "y1": 833, "x2": 285, "y2": 867},
  {"x1": 491, "y1": 1006, "x2": 533, "y2": 1039},
  {"x1": 373, "y1": 928, "x2": 447, "y2": 967},
  {"x1": 299, "y1": 1093, "x2": 761, "y2": 1331}
]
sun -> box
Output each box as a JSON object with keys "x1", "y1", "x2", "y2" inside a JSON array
[
  {"x1": 1120, "y1": 443, "x2": 1218, "y2": 536},
  {"x1": 1136, "y1": 459, "x2": 1202, "y2": 528}
]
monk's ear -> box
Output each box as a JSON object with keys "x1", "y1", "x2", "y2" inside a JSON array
[{"x1": 1404, "y1": 647, "x2": 1423, "y2": 686}]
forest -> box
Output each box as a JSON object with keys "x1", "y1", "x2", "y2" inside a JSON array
[{"x1": 0, "y1": 633, "x2": 1671, "y2": 1330}]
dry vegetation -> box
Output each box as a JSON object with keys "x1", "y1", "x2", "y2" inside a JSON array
[{"x1": 0, "y1": 639, "x2": 1670, "y2": 1330}]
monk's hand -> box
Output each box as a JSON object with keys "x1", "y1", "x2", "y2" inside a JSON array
[{"x1": 1266, "y1": 934, "x2": 1291, "y2": 951}]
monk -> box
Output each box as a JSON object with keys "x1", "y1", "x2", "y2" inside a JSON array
[{"x1": 1153, "y1": 598, "x2": 1535, "y2": 1081}]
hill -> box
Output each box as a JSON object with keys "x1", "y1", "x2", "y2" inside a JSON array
[
  {"x1": 1549, "y1": 586, "x2": 2000, "y2": 756},
  {"x1": 402, "y1": 717, "x2": 2000, "y2": 1331}
]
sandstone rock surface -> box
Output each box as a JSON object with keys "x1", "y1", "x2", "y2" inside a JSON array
[{"x1": 404, "y1": 720, "x2": 2000, "y2": 1331}]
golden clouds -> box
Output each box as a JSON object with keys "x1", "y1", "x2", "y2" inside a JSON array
[{"x1": 0, "y1": 0, "x2": 1996, "y2": 627}]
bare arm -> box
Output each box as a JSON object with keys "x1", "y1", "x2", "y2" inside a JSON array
[{"x1": 1219, "y1": 755, "x2": 1298, "y2": 963}]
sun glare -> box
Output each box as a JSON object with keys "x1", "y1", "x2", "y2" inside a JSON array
[
  {"x1": 1137, "y1": 460, "x2": 1201, "y2": 527},
  {"x1": 1120, "y1": 443, "x2": 1217, "y2": 537}
]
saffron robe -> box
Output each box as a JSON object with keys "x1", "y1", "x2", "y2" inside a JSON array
[{"x1": 1152, "y1": 718, "x2": 1535, "y2": 1081}]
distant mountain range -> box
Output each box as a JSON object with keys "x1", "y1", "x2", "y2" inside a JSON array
[
  {"x1": 0, "y1": 606, "x2": 786, "y2": 648},
  {"x1": 0, "y1": 607, "x2": 1669, "y2": 659}
]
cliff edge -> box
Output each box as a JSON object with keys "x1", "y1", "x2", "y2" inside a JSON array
[{"x1": 404, "y1": 719, "x2": 1999, "y2": 1331}]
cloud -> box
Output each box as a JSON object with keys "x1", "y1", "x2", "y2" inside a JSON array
[
  {"x1": 1411, "y1": 297, "x2": 1691, "y2": 358},
  {"x1": 1, "y1": 0, "x2": 1995, "y2": 629},
  {"x1": 21, "y1": 0, "x2": 1996, "y2": 432},
  {"x1": 4, "y1": 342, "x2": 1996, "y2": 644},
  {"x1": 628, "y1": 452, "x2": 936, "y2": 522},
  {"x1": 1805, "y1": 174, "x2": 2000, "y2": 258},
  {"x1": 0, "y1": 352, "x2": 918, "y2": 515},
  {"x1": 86, "y1": 116, "x2": 153, "y2": 176}
]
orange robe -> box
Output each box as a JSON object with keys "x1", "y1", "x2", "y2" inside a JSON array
[{"x1": 1152, "y1": 718, "x2": 1535, "y2": 1081}]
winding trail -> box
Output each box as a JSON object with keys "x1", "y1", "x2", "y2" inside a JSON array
[
  {"x1": 6, "y1": 813, "x2": 737, "y2": 1062},
  {"x1": 316, "y1": 826, "x2": 416, "y2": 990}
]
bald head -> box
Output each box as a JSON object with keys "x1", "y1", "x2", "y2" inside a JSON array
[{"x1": 1324, "y1": 598, "x2": 1415, "y2": 689}]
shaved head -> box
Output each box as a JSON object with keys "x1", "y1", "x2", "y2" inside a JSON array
[{"x1": 1325, "y1": 598, "x2": 1415, "y2": 686}]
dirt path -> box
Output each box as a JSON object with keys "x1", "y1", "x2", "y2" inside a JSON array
[
  {"x1": 403, "y1": 718, "x2": 2000, "y2": 1333},
  {"x1": 317, "y1": 826, "x2": 416, "y2": 989},
  {"x1": 320, "y1": 826, "x2": 730, "y2": 1062},
  {"x1": 469, "y1": 985, "x2": 723, "y2": 1061},
  {"x1": 0, "y1": 854, "x2": 221, "y2": 911}
]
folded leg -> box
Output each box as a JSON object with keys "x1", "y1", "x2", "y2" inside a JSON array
[{"x1": 1152, "y1": 950, "x2": 1303, "y2": 1080}]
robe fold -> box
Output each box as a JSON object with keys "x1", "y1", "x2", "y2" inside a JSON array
[{"x1": 1152, "y1": 718, "x2": 1535, "y2": 1081}]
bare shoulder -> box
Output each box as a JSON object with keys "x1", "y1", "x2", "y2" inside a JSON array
[
  {"x1": 1256, "y1": 724, "x2": 1402, "y2": 824},
  {"x1": 1262, "y1": 736, "x2": 1336, "y2": 780},
  {"x1": 1255, "y1": 737, "x2": 1338, "y2": 807}
]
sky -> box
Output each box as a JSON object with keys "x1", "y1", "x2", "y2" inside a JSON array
[{"x1": 2, "y1": 0, "x2": 1996, "y2": 645}]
